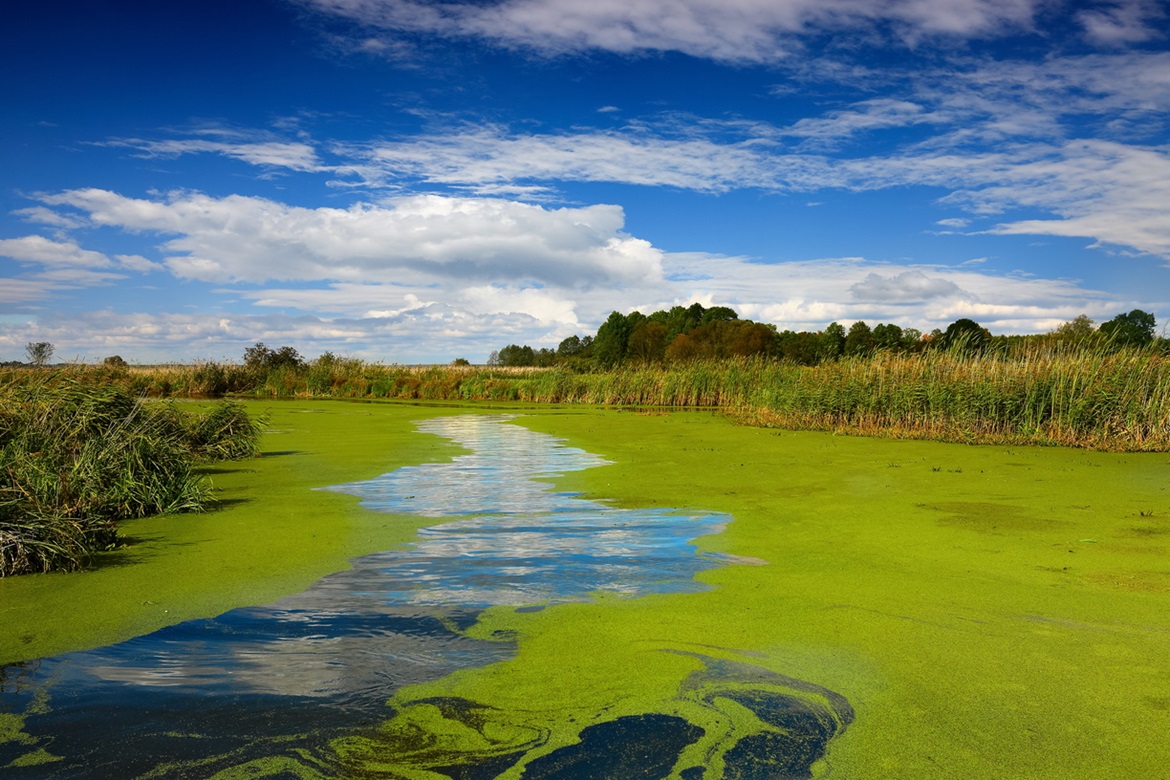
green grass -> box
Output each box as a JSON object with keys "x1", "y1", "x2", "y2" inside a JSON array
[{"x1": 0, "y1": 374, "x2": 264, "y2": 577}]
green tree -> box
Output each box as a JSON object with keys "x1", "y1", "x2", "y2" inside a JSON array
[
  {"x1": 843, "y1": 321, "x2": 874, "y2": 357},
  {"x1": 593, "y1": 311, "x2": 633, "y2": 367},
  {"x1": 872, "y1": 323, "x2": 904, "y2": 351},
  {"x1": 938, "y1": 319, "x2": 991, "y2": 354},
  {"x1": 497, "y1": 344, "x2": 536, "y2": 366},
  {"x1": 775, "y1": 330, "x2": 820, "y2": 365},
  {"x1": 817, "y1": 323, "x2": 846, "y2": 362},
  {"x1": 557, "y1": 335, "x2": 584, "y2": 357},
  {"x1": 651, "y1": 304, "x2": 705, "y2": 341},
  {"x1": 243, "y1": 342, "x2": 304, "y2": 370},
  {"x1": 1100, "y1": 309, "x2": 1156, "y2": 347},
  {"x1": 699, "y1": 305, "x2": 738, "y2": 326}
]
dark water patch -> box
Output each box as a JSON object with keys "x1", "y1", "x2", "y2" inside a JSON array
[
  {"x1": 336, "y1": 651, "x2": 854, "y2": 779},
  {"x1": 521, "y1": 714, "x2": 704, "y2": 779}
]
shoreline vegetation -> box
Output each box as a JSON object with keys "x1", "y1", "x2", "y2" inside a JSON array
[
  {"x1": 0, "y1": 375, "x2": 263, "y2": 577},
  {"x1": 6, "y1": 344, "x2": 1167, "y2": 451}
]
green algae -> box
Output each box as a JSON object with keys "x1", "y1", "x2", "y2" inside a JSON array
[
  {"x1": 334, "y1": 408, "x2": 1170, "y2": 779},
  {"x1": 4, "y1": 403, "x2": 1170, "y2": 777}
]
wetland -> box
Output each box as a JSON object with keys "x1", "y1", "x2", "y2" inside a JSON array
[{"x1": 2, "y1": 400, "x2": 1169, "y2": 778}]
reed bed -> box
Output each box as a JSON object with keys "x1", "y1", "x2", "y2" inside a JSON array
[
  {"x1": 741, "y1": 350, "x2": 1170, "y2": 450},
  {"x1": 10, "y1": 345, "x2": 1168, "y2": 453},
  {"x1": 1, "y1": 372, "x2": 264, "y2": 576}
]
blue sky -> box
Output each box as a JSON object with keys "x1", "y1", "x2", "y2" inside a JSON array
[{"x1": 2, "y1": 0, "x2": 1169, "y2": 363}]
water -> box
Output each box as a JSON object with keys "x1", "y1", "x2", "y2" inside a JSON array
[{"x1": 2, "y1": 415, "x2": 791, "y2": 778}]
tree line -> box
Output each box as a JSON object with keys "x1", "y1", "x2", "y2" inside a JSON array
[
  {"x1": 6, "y1": 308, "x2": 1159, "y2": 372},
  {"x1": 488, "y1": 305, "x2": 1163, "y2": 368}
]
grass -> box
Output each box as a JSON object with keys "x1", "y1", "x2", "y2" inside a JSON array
[
  {"x1": 0, "y1": 373, "x2": 264, "y2": 577},
  {"x1": 39, "y1": 343, "x2": 1169, "y2": 451}
]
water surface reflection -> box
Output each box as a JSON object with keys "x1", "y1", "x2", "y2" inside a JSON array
[{"x1": 0, "y1": 415, "x2": 735, "y2": 777}]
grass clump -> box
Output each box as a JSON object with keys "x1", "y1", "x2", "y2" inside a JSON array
[{"x1": 0, "y1": 375, "x2": 264, "y2": 577}]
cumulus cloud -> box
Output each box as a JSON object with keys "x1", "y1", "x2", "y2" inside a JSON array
[
  {"x1": 0, "y1": 235, "x2": 112, "y2": 268},
  {"x1": 38, "y1": 189, "x2": 665, "y2": 288}
]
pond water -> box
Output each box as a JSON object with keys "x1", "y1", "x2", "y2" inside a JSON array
[{"x1": 0, "y1": 415, "x2": 851, "y2": 778}]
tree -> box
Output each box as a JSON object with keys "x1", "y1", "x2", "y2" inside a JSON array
[
  {"x1": 699, "y1": 306, "x2": 738, "y2": 326},
  {"x1": 776, "y1": 330, "x2": 820, "y2": 365},
  {"x1": 243, "y1": 342, "x2": 274, "y2": 368},
  {"x1": 872, "y1": 323, "x2": 904, "y2": 351},
  {"x1": 557, "y1": 335, "x2": 584, "y2": 357},
  {"x1": 843, "y1": 321, "x2": 874, "y2": 357},
  {"x1": 938, "y1": 319, "x2": 991, "y2": 354},
  {"x1": 497, "y1": 344, "x2": 536, "y2": 367},
  {"x1": 451, "y1": 358, "x2": 471, "y2": 366},
  {"x1": 25, "y1": 341, "x2": 54, "y2": 366},
  {"x1": 628, "y1": 321, "x2": 668, "y2": 364},
  {"x1": 1100, "y1": 309, "x2": 1156, "y2": 348},
  {"x1": 103, "y1": 355, "x2": 127, "y2": 367},
  {"x1": 817, "y1": 323, "x2": 846, "y2": 362},
  {"x1": 1052, "y1": 314, "x2": 1095, "y2": 340},
  {"x1": 243, "y1": 342, "x2": 304, "y2": 370},
  {"x1": 593, "y1": 311, "x2": 633, "y2": 367}
]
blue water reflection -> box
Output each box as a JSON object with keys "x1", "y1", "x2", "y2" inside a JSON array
[{"x1": 0, "y1": 415, "x2": 733, "y2": 777}]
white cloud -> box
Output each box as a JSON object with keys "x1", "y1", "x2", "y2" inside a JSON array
[
  {"x1": 104, "y1": 132, "x2": 326, "y2": 172},
  {"x1": 36, "y1": 189, "x2": 665, "y2": 288},
  {"x1": 296, "y1": 0, "x2": 1046, "y2": 62},
  {"x1": 14, "y1": 206, "x2": 89, "y2": 229},
  {"x1": 782, "y1": 99, "x2": 943, "y2": 149},
  {"x1": 0, "y1": 235, "x2": 112, "y2": 268},
  {"x1": 115, "y1": 254, "x2": 165, "y2": 272},
  {"x1": 1077, "y1": 0, "x2": 1166, "y2": 46},
  {"x1": 336, "y1": 125, "x2": 805, "y2": 193}
]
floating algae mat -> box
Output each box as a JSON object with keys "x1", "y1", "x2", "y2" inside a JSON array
[{"x1": 0, "y1": 415, "x2": 851, "y2": 778}]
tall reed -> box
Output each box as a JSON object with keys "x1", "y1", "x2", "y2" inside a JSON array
[
  {"x1": 1, "y1": 372, "x2": 264, "y2": 576},
  {"x1": 15, "y1": 344, "x2": 1168, "y2": 452}
]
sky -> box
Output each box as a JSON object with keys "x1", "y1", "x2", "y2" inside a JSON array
[{"x1": 2, "y1": 0, "x2": 1169, "y2": 364}]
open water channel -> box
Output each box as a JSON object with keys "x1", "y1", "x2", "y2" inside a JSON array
[{"x1": 0, "y1": 415, "x2": 851, "y2": 778}]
